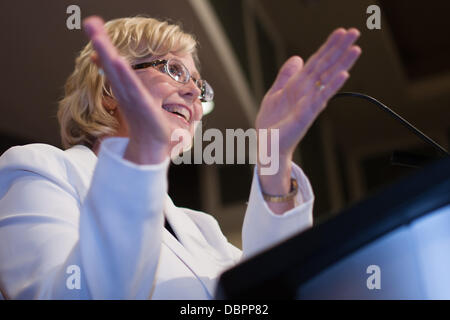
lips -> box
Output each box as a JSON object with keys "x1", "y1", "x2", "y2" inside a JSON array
[{"x1": 162, "y1": 104, "x2": 192, "y2": 123}]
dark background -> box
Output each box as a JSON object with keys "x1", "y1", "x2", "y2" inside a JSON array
[{"x1": 1, "y1": 0, "x2": 449, "y2": 247}]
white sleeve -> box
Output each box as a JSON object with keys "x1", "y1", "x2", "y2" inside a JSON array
[
  {"x1": 0, "y1": 137, "x2": 169, "y2": 299},
  {"x1": 241, "y1": 163, "x2": 314, "y2": 259}
]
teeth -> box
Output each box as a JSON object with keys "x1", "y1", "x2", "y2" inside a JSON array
[{"x1": 162, "y1": 104, "x2": 191, "y2": 122}]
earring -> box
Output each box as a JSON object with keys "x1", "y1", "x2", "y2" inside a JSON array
[{"x1": 109, "y1": 109, "x2": 115, "y2": 115}]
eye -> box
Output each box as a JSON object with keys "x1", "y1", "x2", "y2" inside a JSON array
[
  {"x1": 168, "y1": 63, "x2": 184, "y2": 79},
  {"x1": 156, "y1": 64, "x2": 166, "y2": 72}
]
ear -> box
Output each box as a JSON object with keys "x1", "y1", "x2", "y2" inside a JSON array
[
  {"x1": 90, "y1": 52, "x2": 101, "y2": 68},
  {"x1": 101, "y1": 95, "x2": 117, "y2": 113}
]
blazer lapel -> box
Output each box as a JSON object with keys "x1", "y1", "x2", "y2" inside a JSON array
[{"x1": 162, "y1": 196, "x2": 219, "y2": 297}]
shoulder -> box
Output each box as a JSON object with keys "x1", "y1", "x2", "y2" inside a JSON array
[
  {"x1": 0, "y1": 143, "x2": 95, "y2": 190},
  {"x1": 0, "y1": 143, "x2": 68, "y2": 175}
]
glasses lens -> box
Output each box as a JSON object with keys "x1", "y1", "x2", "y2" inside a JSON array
[
  {"x1": 167, "y1": 60, "x2": 189, "y2": 83},
  {"x1": 200, "y1": 80, "x2": 214, "y2": 102}
]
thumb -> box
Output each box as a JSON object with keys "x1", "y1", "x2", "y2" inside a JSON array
[{"x1": 268, "y1": 55, "x2": 303, "y2": 93}]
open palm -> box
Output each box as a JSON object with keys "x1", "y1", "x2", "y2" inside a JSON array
[{"x1": 256, "y1": 28, "x2": 361, "y2": 160}]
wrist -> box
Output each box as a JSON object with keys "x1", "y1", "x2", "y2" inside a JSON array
[
  {"x1": 124, "y1": 137, "x2": 169, "y2": 165},
  {"x1": 258, "y1": 159, "x2": 296, "y2": 215},
  {"x1": 257, "y1": 155, "x2": 292, "y2": 195}
]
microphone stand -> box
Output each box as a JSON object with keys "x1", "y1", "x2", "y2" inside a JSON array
[{"x1": 330, "y1": 92, "x2": 449, "y2": 168}]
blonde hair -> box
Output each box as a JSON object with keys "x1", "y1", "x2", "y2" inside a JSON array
[{"x1": 57, "y1": 16, "x2": 199, "y2": 149}]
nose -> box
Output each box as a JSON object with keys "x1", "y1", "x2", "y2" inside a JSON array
[{"x1": 179, "y1": 79, "x2": 202, "y2": 102}]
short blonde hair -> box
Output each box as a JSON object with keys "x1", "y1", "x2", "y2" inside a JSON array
[{"x1": 57, "y1": 16, "x2": 199, "y2": 149}]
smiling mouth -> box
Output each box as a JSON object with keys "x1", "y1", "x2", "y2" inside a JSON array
[{"x1": 162, "y1": 104, "x2": 191, "y2": 123}]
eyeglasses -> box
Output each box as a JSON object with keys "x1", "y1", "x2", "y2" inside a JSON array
[{"x1": 131, "y1": 58, "x2": 214, "y2": 102}]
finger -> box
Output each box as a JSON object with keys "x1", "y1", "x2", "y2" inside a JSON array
[
  {"x1": 83, "y1": 18, "x2": 130, "y2": 101},
  {"x1": 320, "y1": 45, "x2": 361, "y2": 84},
  {"x1": 113, "y1": 57, "x2": 150, "y2": 102},
  {"x1": 84, "y1": 17, "x2": 107, "y2": 70},
  {"x1": 303, "y1": 28, "x2": 347, "y2": 74},
  {"x1": 83, "y1": 16, "x2": 112, "y2": 44},
  {"x1": 110, "y1": 49, "x2": 165, "y2": 114},
  {"x1": 288, "y1": 71, "x2": 346, "y2": 135},
  {"x1": 289, "y1": 29, "x2": 359, "y2": 101},
  {"x1": 286, "y1": 29, "x2": 357, "y2": 100},
  {"x1": 83, "y1": 17, "x2": 122, "y2": 76},
  {"x1": 268, "y1": 56, "x2": 303, "y2": 94},
  {"x1": 307, "y1": 28, "x2": 360, "y2": 78},
  {"x1": 92, "y1": 37, "x2": 131, "y2": 100},
  {"x1": 90, "y1": 36, "x2": 121, "y2": 72},
  {"x1": 313, "y1": 71, "x2": 349, "y2": 113},
  {"x1": 83, "y1": 16, "x2": 106, "y2": 38},
  {"x1": 86, "y1": 24, "x2": 121, "y2": 69}
]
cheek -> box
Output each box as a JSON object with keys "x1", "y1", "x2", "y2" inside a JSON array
[
  {"x1": 150, "y1": 84, "x2": 173, "y2": 101},
  {"x1": 140, "y1": 75, "x2": 175, "y2": 101}
]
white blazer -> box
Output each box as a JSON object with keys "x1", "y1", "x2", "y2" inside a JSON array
[{"x1": 0, "y1": 137, "x2": 314, "y2": 299}]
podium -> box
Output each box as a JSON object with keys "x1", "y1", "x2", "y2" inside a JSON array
[{"x1": 215, "y1": 156, "x2": 450, "y2": 299}]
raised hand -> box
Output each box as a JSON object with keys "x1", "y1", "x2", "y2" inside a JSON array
[
  {"x1": 83, "y1": 16, "x2": 172, "y2": 164},
  {"x1": 256, "y1": 28, "x2": 361, "y2": 213}
]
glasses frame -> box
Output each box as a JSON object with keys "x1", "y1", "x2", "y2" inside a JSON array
[{"x1": 131, "y1": 58, "x2": 213, "y2": 102}]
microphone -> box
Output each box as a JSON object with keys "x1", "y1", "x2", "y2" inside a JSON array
[{"x1": 330, "y1": 92, "x2": 449, "y2": 168}]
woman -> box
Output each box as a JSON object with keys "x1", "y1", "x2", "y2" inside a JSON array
[{"x1": 0, "y1": 15, "x2": 361, "y2": 299}]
